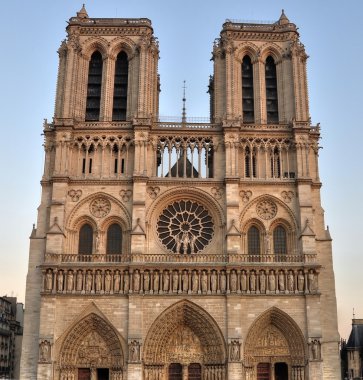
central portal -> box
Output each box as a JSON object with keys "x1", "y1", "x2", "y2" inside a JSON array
[{"x1": 168, "y1": 363, "x2": 202, "y2": 380}]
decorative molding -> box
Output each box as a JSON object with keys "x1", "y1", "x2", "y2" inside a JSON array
[
  {"x1": 281, "y1": 190, "x2": 294, "y2": 203},
  {"x1": 211, "y1": 187, "x2": 223, "y2": 200}
]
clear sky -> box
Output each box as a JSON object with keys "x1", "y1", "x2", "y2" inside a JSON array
[{"x1": 0, "y1": 0, "x2": 362, "y2": 340}]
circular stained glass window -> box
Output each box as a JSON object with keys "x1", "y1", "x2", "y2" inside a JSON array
[{"x1": 157, "y1": 200, "x2": 214, "y2": 254}]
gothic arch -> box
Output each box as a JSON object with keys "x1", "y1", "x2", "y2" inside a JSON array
[
  {"x1": 55, "y1": 304, "x2": 126, "y2": 379},
  {"x1": 143, "y1": 299, "x2": 227, "y2": 366},
  {"x1": 82, "y1": 37, "x2": 109, "y2": 60},
  {"x1": 235, "y1": 42, "x2": 259, "y2": 63},
  {"x1": 259, "y1": 42, "x2": 284, "y2": 62},
  {"x1": 109, "y1": 36, "x2": 138, "y2": 59},
  {"x1": 244, "y1": 307, "x2": 307, "y2": 367}
]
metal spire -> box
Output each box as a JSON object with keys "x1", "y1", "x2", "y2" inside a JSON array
[{"x1": 182, "y1": 80, "x2": 187, "y2": 124}]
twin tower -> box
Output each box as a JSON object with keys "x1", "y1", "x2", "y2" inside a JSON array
[{"x1": 21, "y1": 6, "x2": 340, "y2": 380}]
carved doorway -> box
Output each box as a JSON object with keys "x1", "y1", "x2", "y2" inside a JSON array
[
  {"x1": 188, "y1": 363, "x2": 202, "y2": 379},
  {"x1": 257, "y1": 363, "x2": 270, "y2": 380},
  {"x1": 274, "y1": 362, "x2": 288, "y2": 380},
  {"x1": 169, "y1": 363, "x2": 182, "y2": 380}
]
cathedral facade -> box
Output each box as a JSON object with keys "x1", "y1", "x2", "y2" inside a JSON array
[{"x1": 20, "y1": 6, "x2": 340, "y2": 380}]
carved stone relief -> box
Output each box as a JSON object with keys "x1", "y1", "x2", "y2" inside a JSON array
[
  {"x1": 90, "y1": 197, "x2": 111, "y2": 218},
  {"x1": 147, "y1": 186, "x2": 160, "y2": 199},
  {"x1": 77, "y1": 331, "x2": 112, "y2": 366},
  {"x1": 120, "y1": 189, "x2": 132, "y2": 202},
  {"x1": 240, "y1": 190, "x2": 252, "y2": 203},
  {"x1": 129, "y1": 340, "x2": 141, "y2": 363},
  {"x1": 211, "y1": 187, "x2": 223, "y2": 200},
  {"x1": 39, "y1": 340, "x2": 51, "y2": 363},
  {"x1": 281, "y1": 190, "x2": 294, "y2": 203},
  {"x1": 68, "y1": 189, "x2": 82, "y2": 202},
  {"x1": 229, "y1": 340, "x2": 241, "y2": 362},
  {"x1": 256, "y1": 200, "x2": 277, "y2": 220}
]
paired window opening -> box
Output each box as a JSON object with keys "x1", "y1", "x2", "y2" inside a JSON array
[
  {"x1": 247, "y1": 225, "x2": 287, "y2": 255},
  {"x1": 78, "y1": 223, "x2": 123, "y2": 254}
]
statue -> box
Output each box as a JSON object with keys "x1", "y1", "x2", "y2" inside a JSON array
[
  {"x1": 241, "y1": 271, "x2": 247, "y2": 292},
  {"x1": 39, "y1": 340, "x2": 51, "y2": 362},
  {"x1": 230, "y1": 270, "x2": 237, "y2": 292},
  {"x1": 76, "y1": 270, "x2": 83, "y2": 291},
  {"x1": 172, "y1": 271, "x2": 179, "y2": 292},
  {"x1": 85, "y1": 271, "x2": 92, "y2": 292},
  {"x1": 182, "y1": 271, "x2": 188, "y2": 292},
  {"x1": 311, "y1": 339, "x2": 320, "y2": 360},
  {"x1": 298, "y1": 270, "x2": 304, "y2": 292},
  {"x1": 95, "y1": 270, "x2": 102, "y2": 292},
  {"x1": 67, "y1": 270, "x2": 74, "y2": 292},
  {"x1": 181, "y1": 231, "x2": 190, "y2": 254},
  {"x1": 114, "y1": 270, "x2": 121, "y2": 292},
  {"x1": 220, "y1": 271, "x2": 226, "y2": 293},
  {"x1": 260, "y1": 271, "x2": 266, "y2": 293},
  {"x1": 210, "y1": 271, "x2": 217, "y2": 293},
  {"x1": 105, "y1": 270, "x2": 112, "y2": 292},
  {"x1": 144, "y1": 271, "x2": 150, "y2": 292},
  {"x1": 57, "y1": 270, "x2": 63, "y2": 292},
  {"x1": 190, "y1": 234, "x2": 197, "y2": 254},
  {"x1": 250, "y1": 271, "x2": 256, "y2": 291},
  {"x1": 308, "y1": 270, "x2": 316, "y2": 293},
  {"x1": 153, "y1": 271, "x2": 159, "y2": 293},
  {"x1": 278, "y1": 271, "x2": 285, "y2": 291},
  {"x1": 230, "y1": 340, "x2": 240, "y2": 361},
  {"x1": 163, "y1": 270, "x2": 170, "y2": 292},
  {"x1": 268, "y1": 270, "x2": 276, "y2": 292},
  {"x1": 45, "y1": 270, "x2": 53, "y2": 291},
  {"x1": 124, "y1": 271, "x2": 130, "y2": 293},
  {"x1": 175, "y1": 234, "x2": 181, "y2": 254},
  {"x1": 95, "y1": 230, "x2": 101, "y2": 253},
  {"x1": 287, "y1": 271, "x2": 294, "y2": 292},
  {"x1": 129, "y1": 340, "x2": 140, "y2": 362},
  {"x1": 133, "y1": 270, "x2": 140, "y2": 292},
  {"x1": 264, "y1": 233, "x2": 270, "y2": 254},
  {"x1": 192, "y1": 271, "x2": 199, "y2": 293},
  {"x1": 201, "y1": 271, "x2": 208, "y2": 293}
]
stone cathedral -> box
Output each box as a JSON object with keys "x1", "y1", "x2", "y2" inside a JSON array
[{"x1": 21, "y1": 6, "x2": 340, "y2": 380}]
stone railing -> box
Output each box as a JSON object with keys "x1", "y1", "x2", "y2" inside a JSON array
[
  {"x1": 41, "y1": 266, "x2": 319, "y2": 296},
  {"x1": 44, "y1": 252, "x2": 316, "y2": 265}
]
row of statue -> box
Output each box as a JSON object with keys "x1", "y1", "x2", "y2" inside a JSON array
[{"x1": 43, "y1": 268, "x2": 318, "y2": 294}]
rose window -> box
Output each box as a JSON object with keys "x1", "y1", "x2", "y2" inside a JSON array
[
  {"x1": 90, "y1": 197, "x2": 111, "y2": 218},
  {"x1": 256, "y1": 200, "x2": 277, "y2": 220},
  {"x1": 157, "y1": 200, "x2": 214, "y2": 254}
]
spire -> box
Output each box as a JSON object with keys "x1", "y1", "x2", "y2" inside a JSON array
[
  {"x1": 77, "y1": 4, "x2": 89, "y2": 19},
  {"x1": 182, "y1": 80, "x2": 187, "y2": 124},
  {"x1": 278, "y1": 9, "x2": 290, "y2": 25},
  {"x1": 353, "y1": 307, "x2": 356, "y2": 320}
]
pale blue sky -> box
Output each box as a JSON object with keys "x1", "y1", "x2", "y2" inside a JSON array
[{"x1": 0, "y1": 1, "x2": 362, "y2": 339}]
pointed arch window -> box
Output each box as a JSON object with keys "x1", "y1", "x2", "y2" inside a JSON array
[
  {"x1": 86, "y1": 51, "x2": 103, "y2": 121},
  {"x1": 245, "y1": 146, "x2": 257, "y2": 178},
  {"x1": 106, "y1": 223, "x2": 122, "y2": 254},
  {"x1": 242, "y1": 55, "x2": 254, "y2": 123},
  {"x1": 78, "y1": 223, "x2": 93, "y2": 254},
  {"x1": 265, "y1": 56, "x2": 278, "y2": 123},
  {"x1": 248, "y1": 226, "x2": 260, "y2": 255},
  {"x1": 270, "y1": 147, "x2": 281, "y2": 178},
  {"x1": 113, "y1": 51, "x2": 129, "y2": 121},
  {"x1": 273, "y1": 225, "x2": 287, "y2": 254}
]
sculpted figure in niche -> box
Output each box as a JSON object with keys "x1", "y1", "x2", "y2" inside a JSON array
[
  {"x1": 114, "y1": 270, "x2": 121, "y2": 292},
  {"x1": 144, "y1": 271, "x2": 150, "y2": 292},
  {"x1": 95, "y1": 230, "x2": 100, "y2": 253},
  {"x1": 105, "y1": 270, "x2": 112, "y2": 292},
  {"x1": 211, "y1": 271, "x2": 217, "y2": 293},
  {"x1": 201, "y1": 270, "x2": 208, "y2": 293},
  {"x1": 85, "y1": 271, "x2": 92, "y2": 292},
  {"x1": 163, "y1": 270, "x2": 170, "y2": 292},
  {"x1": 172, "y1": 271, "x2": 179, "y2": 292},
  {"x1": 268, "y1": 270, "x2": 276, "y2": 292},
  {"x1": 260, "y1": 271, "x2": 266, "y2": 293},
  {"x1": 153, "y1": 271, "x2": 159, "y2": 293},
  {"x1": 76, "y1": 270, "x2": 83, "y2": 291},
  {"x1": 264, "y1": 233, "x2": 270, "y2": 254},
  {"x1": 241, "y1": 270, "x2": 247, "y2": 292},
  {"x1": 182, "y1": 231, "x2": 190, "y2": 254},
  {"x1": 67, "y1": 270, "x2": 74, "y2": 292},
  {"x1": 39, "y1": 340, "x2": 51, "y2": 362},
  {"x1": 220, "y1": 271, "x2": 226, "y2": 293},
  {"x1": 230, "y1": 340, "x2": 240, "y2": 361},
  {"x1": 298, "y1": 270, "x2": 304, "y2": 292},
  {"x1": 278, "y1": 271, "x2": 285, "y2": 291},
  {"x1": 250, "y1": 271, "x2": 256, "y2": 292},
  {"x1": 95, "y1": 270, "x2": 102, "y2": 292},
  {"x1": 308, "y1": 270, "x2": 317, "y2": 293},
  {"x1": 182, "y1": 271, "x2": 189, "y2": 292},
  {"x1": 45, "y1": 270, "x2": 53, "y2": 291},
  {"x1": 190, "y1": 234, "x2": 197, "y2": 254},
  {"x1": 133, "y1": 270, "x2": 140, "y2": 292},
  {"x1": 57, "y1": 270, "x2": 63, "y2": 292},
  {"x1": 311, "y1": 339, "x2": 320, "y2": 360},
  {"x1": 230, "y1": 270, "x2": 237, "y2": 292},
  {"x1": 129, "y1": 340, "x2": 140, "y2": 362},
  {"x1": 124, "y1": 270, "x2": 130, "y2": 293},
  {"x1": 192, "y1": 270, "x2": 199, "y2": 293},
  {"x1": 287, "y1": 271, "x2": 294, "y2": 292}
]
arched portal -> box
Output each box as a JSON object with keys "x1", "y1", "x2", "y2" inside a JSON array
[
  {"x1": 143, "y1": 300, "x2": 227, "y2": 379},
  {"x1": 244, "y1": 307, "x2": 307, "y2": 380},
  {"x1": 58, "y1": 313, "x2": 124, "y2": 380}
]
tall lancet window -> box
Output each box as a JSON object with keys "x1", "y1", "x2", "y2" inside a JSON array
[
  {"x1": 113, "y1": 51, "x2": 129, "y2": 121},
  {"x1": 242, "y1": 55, "x2": 254, "y2": 123},
  {"x1": 85, "y1": 51, "x2": 103, "y2": 121},
  {"x1": 265, "y1": 55, "x2": 279, "y2": 123}
]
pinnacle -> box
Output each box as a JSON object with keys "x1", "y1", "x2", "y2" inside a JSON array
[
  {"x1": 278, "y1": 9, "x2": 290, "y2": 25},
  {"x1": 77, "y1": 4, "x2": 89, "y2": 19}
]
